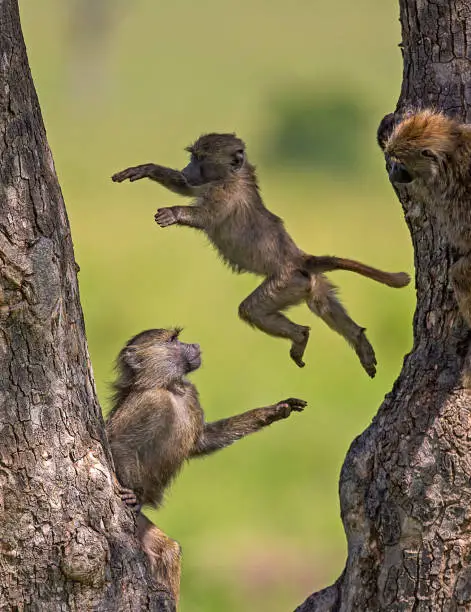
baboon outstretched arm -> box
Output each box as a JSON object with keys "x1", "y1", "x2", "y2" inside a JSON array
[
  {"x1": 191, "y1": 398, "x2": 306, "y2": 457},
  {"x1": 112, "y1": 163, "x2": 198, "y2": 197},
  {"x1": 155, "y1": 206, "x2": 209, "y2": 229}
]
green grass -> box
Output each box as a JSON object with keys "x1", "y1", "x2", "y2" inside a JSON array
[{"x1": 20, "y1": 2, "x2": 411, "y2": 610}]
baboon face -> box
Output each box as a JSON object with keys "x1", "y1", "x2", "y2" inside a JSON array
[
  {"x1": 386, "y1": 149, "x2": 441, "y2": 185},
  {"x1": 384, "y1": 111, "x2": 461, "y2": 187},
  {"x1": 181, "y1": 133, "x2": 246, "y2": 186},
  {"x1": 119, "y1": 328, "x2": 202, "y2": 386}
]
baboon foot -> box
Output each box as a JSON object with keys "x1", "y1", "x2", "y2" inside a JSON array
[
  {"x1": 356, "y1": 330, "x2": 377, "y2": 378},
  {"x1": 289, "y1": 327, "x2": 310, "y2": 368}
]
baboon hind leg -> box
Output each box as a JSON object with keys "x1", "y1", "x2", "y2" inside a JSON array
[
  {"x1": 137, "y1": 514, "x2": 182, "y2": 606},
  {"x1": 451, "y1": 255, "x2": 471, "y2": 328},
  {"x1": 238, "y1": 271, "x2": 311, "y2": 367},
  {"x1": 307, "y1": 275, "x2": 377, "y2": 378}
]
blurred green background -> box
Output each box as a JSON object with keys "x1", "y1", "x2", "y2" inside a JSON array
[{"x1": 21, "y1": 1, "x2": 413, "y2": 610}]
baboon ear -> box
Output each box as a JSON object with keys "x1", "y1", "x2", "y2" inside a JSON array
[
  {"x1": 232, "y1": 149, "x2": 245, "y2": 170},
  {"x1": 377, "y1": 112, "x2": 397, "y2": 150}
]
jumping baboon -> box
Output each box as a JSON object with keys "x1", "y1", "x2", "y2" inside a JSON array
[{"x1": 112, "y1": 133, "x2": 410, "y2": 376}]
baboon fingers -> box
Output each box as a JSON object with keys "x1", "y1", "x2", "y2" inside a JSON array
[
  {"x1": 112, "y1": 165, "x2": 149, "y2": 183},
  {"x1": 155, "y1": 208, "x2": 177, "y2": 227},
  {"x1": 111, "y1": 168, "x2": 135, "y2": 182},
  {"x1": 277, "y1": 398, "x2": 308, "y2": 412},
  {"x1": 117, "y1": 484, "x2": 142, "y2": 513}
]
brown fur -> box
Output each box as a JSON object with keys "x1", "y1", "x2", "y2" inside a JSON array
[
  {"x1": 106, "y1": 328, "x2": 306, "y2": 602},
  {"x1": 137, "y1": 515, "x2": 182, "y2": 603},
  {"x1": 380, "y1": 110, "x2": 471, "y2": 326},
  {"x1": 385, "y1": 110, "x2": 463, "y2": 160},
  {"x1": 112, "y1": 133, "x2": 410, "y2": 376}
]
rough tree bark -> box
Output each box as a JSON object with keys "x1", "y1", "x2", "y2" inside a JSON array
[
  {"x1": 0, "y1": 2, "x2": 173, "y2": 609},
  {"x1": 297, "y1": 2, "x2": 471, "y2": 611}
]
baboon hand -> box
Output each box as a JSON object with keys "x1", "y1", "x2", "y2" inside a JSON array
[
  {"x1": 117, "y1": 484, "x2": 142, "y2": 514},
  {"x1": 112, "y1": 165, "x2": 152, "y2": 183},
  {"x1": 275, "y1": 397, "x2": 307, "y2": 418},
  {"x1": 155, "y1": 207, "x2": 178, "y2": 227}
]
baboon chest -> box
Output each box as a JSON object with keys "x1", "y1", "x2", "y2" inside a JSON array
[
  {"x1": 142, "y1": 390, "x2": 203, "y2": 503},
  {"x1": 207, "y1": 209, "x2": 280, "y2": 275},
  {"x1": 169, "y1": 391, "x2": 204, "y2": 451}
]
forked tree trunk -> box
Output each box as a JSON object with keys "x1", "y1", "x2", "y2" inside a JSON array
[
  {"x1": 297, "y1": 2, "x2": 471, "y2": 611},
  {"x1": 0, "y1": 2, "x2": 173, "y2": 609}
]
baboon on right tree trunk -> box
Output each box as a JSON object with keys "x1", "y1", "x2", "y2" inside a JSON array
[{"x1": 378, "y1": 109, "x2": 471, "y2": 329}]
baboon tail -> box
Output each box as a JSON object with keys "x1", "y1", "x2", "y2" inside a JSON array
[{"x1": 303, "y1": 255, "x2": 410, "y2": 289}]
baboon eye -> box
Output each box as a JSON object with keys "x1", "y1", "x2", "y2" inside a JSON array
[{"x1": 421, "y1": 149, "x2": 436, "y2": 159}]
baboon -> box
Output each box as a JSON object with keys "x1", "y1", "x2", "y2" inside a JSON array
[
  {"x1": 106, "y1": 327, "x2": 306, "y2": 603},
  {"x1": 378, "y1": 109, "x2": 471, "y2": 326},
  {"x1": 112, "y1": 133, "x2": 410, "y2": 377}
]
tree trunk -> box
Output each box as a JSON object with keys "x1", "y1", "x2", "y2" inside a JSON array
[
  {"x1": 0, "y1": 2, "x2": 173, "y2": 609},
  {"x1": 296, "y1": 2, "x2": 471, "y2": 611}
]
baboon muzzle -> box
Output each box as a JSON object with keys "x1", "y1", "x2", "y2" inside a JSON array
[{"x1": 389, "y1": 161, "x2": 413, "y2": 184}]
